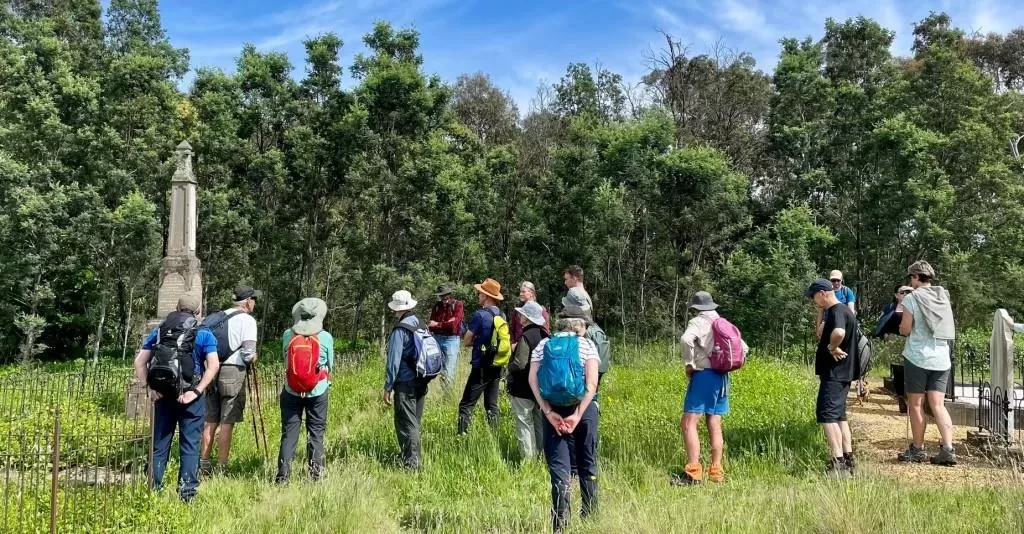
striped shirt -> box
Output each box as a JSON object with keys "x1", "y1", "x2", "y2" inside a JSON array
[{"x1": 530, "y1": 334, "x2": 600, "y2": 365}]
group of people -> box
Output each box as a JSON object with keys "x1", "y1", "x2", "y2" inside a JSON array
[
  {"x1": 807, "y1": 261, "x2": 957, "y2": 479},
  {"x1": 132, "y1": 259, "x2": 961, "y2": 530},
  {"x1": 383, "y1": 266, "x2": 608, "y2": 531}
]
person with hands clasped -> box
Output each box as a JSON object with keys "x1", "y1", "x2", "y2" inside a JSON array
[
  {"x1": 528, "y1": 317, "x2": 600, "y2": 533},
  {"x1": 806, "y1": 278, "x2": 858, "y2": 479},
  {"x1": 133, "y1": 296, "x2": 220, "y2": 503}
]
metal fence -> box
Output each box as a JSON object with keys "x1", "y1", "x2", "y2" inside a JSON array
[
  {"x1": 944, "y1": 339, "x2": 1024, "y2": 444},
  {"x1": 0, "y1": 366, "x2": 151, "y2": 533},
  {"x1": 0, "y1": 346, "x2": 376, "y2": 533}
]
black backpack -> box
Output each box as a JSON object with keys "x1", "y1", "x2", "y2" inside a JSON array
[
  {"x1": 147, "y1": 311, "x2": 199, "y2": 398},
  {"x1": 201, "y1": 309, "x2": 247, "y2": 362}
]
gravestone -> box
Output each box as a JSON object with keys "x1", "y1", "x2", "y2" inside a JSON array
[{"x1": 127, "y1": 141, "x2": 203, "y2": 419}]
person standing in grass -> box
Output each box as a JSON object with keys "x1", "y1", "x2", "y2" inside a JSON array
[
  {"x1": 428, "y1": 284, "x2": 464, "y2": 393},
  {"x1": 511, "y1": 281, "x2": 550, "y2": 344},
  {"x1": 673, "y1": 291, "x2": 745, "y2": 486},
  {"x1": 806, "y1": 278, "x2": 858, "y2": 478},
  {"x1": 276, "y1": 298, "x2": 333, "y2": 484},
  {"x1": 383, "y1": 290, "x2": 429, "y2": 470},
  {"x1": 133, "y1": 296, "x2": 220, "y2": 503},
  {"x1": 897, "y1": 261, "x2": 957, "y2": 466},
  {"x1": 508, "y1": 300, "x2": 550, "y2": 459},
  {"x1": 562, "y1": 265, "x2": 593, "y2": 320},
  {"x1": 201, "y1": 285, "x2": 261, "y2": 476},
  {"x1": 529, "y1": 317, "x2": 601, "y2": 532},
  {"x1": 458, "y1": 278, "x2": 506, "y2": 434}
]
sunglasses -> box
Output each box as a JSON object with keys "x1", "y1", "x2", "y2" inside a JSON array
[
  {"x1": 899, "y1": 290, "x2": 912, "y2": 295},
  {"x1": 830, "y1": 279, "x2": 842, "y2": 283}
]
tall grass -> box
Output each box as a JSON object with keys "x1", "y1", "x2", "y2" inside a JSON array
[{"x1": 21, "y1": 348, "x2": 1024, "y2": 532}]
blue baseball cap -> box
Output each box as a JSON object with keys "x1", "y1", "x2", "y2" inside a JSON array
[{"x1": 805, "y1": 278, "x2": 833, "y2": 298}]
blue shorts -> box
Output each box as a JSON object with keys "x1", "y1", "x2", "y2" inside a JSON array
[{"x1": 683, "y1": 369, "x2": 730, "y2": 416}]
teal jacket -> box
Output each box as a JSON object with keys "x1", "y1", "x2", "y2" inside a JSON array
[{"x1": 282, "y1": 329, "x2": 335, "y2": 397}]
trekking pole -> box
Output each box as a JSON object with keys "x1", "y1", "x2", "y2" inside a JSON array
[{"x1": 251, "y1": 362, "x2": 270, "y2": 464}]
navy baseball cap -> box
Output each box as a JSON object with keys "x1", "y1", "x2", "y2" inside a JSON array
[{"x1": 805, "y1": 278, "x2": 833, "y2": 298}]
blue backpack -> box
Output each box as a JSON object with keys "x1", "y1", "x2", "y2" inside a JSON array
[{"x1": 538, "y1": 334, "x2": 586, "y2": 406}]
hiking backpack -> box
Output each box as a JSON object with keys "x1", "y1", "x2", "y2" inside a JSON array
[
  {"x1": 286, "y1": 334, "x2": 329, "y2": 395},
  {"x1": 201, "y1": 309, "x2": 247, "y2": 362},
  {"x1": 400, "y1": 324, "x2": 444, "y2": 381},
  {"x1": 586, "y1": 324, "x2": 612, "y2": 374},
  {"x1": 485, "y1": 308, "x2": 513, "y2": 367},
  {"x1": 537, "y1": 334, "x2": 586, "y2": 406},
  {"x1": 855, "y1": 323, "x2": 873, "y2": 379},
  {"x1": 709, "y1": 317, "x2": 746, "y2": 373},
  {"x1": 147, "y1": 311, "x2": 199, "y2": 399}
]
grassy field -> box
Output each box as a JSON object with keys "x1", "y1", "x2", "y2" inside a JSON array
[{"x1": 125, "y1": 346, "x2": 1024, "y2": 534}]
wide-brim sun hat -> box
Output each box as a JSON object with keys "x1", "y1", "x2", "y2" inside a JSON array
[
  {"x1": 292, "y1": 297, "x2": 327, "y2": 336},
  {"x1": 688, "y1": 291, "x2": 719, "y2": 311},
  {"x1": 515, "y1": 301, "x2": 546, "y2": 326},
  {"x1": 388, "y1": 290, "x2": 418, "y2": 312},
  {"x1": 474, "y1": 278, "x2": 503, "y2": 301},
  {"x1": 434, "y1": 285, "x2": 453, "y2": 297}
]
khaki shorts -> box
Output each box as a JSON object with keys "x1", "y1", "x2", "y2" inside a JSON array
[{"x1": 206, "y1": 365, "x2": 247, "y2": 424}]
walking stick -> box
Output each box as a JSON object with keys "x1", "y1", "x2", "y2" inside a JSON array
[{"x1": 246, "y1": 371, "x2": 261, "y2": 458}]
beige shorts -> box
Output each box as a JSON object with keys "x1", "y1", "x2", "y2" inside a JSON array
[{"x1": 205, "y1": 365, "x2": 247, "y2": 424}]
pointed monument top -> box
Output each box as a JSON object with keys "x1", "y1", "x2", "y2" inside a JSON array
[{"x1": 172, "y1": 140, "x2": 196, "y2": 184}]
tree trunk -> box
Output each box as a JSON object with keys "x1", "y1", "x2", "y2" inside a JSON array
[
  {"x1": 351, "y1": 296, "x2": 364, "y2": 349},
  {"x1": 92, "y1": 290, "x2": 108, "y2": 365},
  {"x1": 121, "y1": 285, "x2": 135, "y2": 360},
  {"x1": 671, "y1": 272, "x2": 680, "y2": 359}
]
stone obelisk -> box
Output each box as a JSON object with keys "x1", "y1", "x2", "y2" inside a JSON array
[
  {"x1": 155, "y1": 141, "x2": 203, "y2": 320},
  {"x1": 130, "y1": 141, "x2": 203, "y2": 419}
]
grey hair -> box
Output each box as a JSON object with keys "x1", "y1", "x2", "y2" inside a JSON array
[{"x1": 556, "y1": 317, "x2": 585, "y2": 332}]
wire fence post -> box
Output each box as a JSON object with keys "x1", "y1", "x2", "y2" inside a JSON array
[
  {"x1": 147, "y1": 400, "x2": 155, "y2": 493},
  {"x1": 49, "y1": 405, "x2": 61, "y2": 534}
]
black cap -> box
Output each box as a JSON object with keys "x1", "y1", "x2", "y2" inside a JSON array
[
  {"x1": 233, "y1": 285, "x2": 263, "y2": 301},
  {"x1": 805, "y1": 278, "x2": 833, "y2": 298}
]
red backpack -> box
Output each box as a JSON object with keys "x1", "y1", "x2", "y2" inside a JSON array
[
  {"x1": 709, "y1": 317, "x2": 746, "y2": 373},
  {"x1": 286, "y1": 334, "x2": 328, "y2": 395}
]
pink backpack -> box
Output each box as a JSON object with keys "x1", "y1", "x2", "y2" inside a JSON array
[{"x1": 709, "y1": 317, "x2": 745, "y2": 372}]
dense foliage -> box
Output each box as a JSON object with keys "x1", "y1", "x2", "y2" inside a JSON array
[{"x1": 2, "y1": 3, "x2": 1024, "y2": 362}]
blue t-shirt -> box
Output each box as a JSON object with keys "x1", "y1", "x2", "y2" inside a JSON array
[
  {"x1": 468, "y1": 306, "x2": 503, "y2": 367},
  {"x1": 143, "y1": 327, "x2": 218, "y2": 377},
  {"x1": 836, "y1": 286, "x2": 856, "y2": 306}
]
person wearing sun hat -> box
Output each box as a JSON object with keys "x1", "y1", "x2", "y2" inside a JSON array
[
  {"x1": 382, "y1": 289, "x2": 430, "y2": 470},
  {"x1": 457, "y1": 278, "x2": 506, "y2": 435},
  {"x1": 508, "y1": 300, "x2": 550, "y2": 459},
  {"x1": 275, "y1": 297, "x2": 334, "y2": 484},
  {"x1": 672, "y1": 291, "x2": 747, "y2": 486},
  {"x1": 427, "y1": 284, "x2": 465, "y2": 393}
]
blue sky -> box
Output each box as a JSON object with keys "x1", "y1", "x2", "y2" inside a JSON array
[{"x1": 159, "y1": 0, "x2": 1022, "y2": 110}]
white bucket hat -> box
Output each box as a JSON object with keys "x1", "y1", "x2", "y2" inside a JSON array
[{"x1": 388, "y1": 290, "x2": 417, "y2": 312}]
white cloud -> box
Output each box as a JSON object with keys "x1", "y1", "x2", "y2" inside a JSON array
[{"x1": 717, "y1": 0, "x2": 776, "y2": 42}]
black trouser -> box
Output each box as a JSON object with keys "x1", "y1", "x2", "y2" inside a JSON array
[
  {"x1": 394, "y1": 380, "x2": 428, "y2": 470},
  {"x1": 544, "y1": 402, "x2": 599, "y2": 532},
  {"x1": 568, "y1": 372, "x2": 604, "y2": 477},
  {"x1": 457, "y1": 365, "x2": 502, "y2": 434},
  {"x1": 275, "y1": 390, "x2": 328, "y2": 482}
]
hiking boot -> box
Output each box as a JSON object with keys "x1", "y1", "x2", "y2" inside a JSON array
[
  {"x1": 843, "y1": 452, "x2": 855, "y2": 472},
  {"x1": 671, "y1": 463, "x2": 703, "y2": 486},
  {"x1": 897, "y1": 443, "x2": 928, "y2": 463},
  {"x1": 825, "y1": 458, "x2": 851, "y2": 480},
  {"x1": 930, "y1": 445, "x2": 958, "y2": 466},
  {"x1": 708, "y1": 464, "x2": 725, "y2": 483}
]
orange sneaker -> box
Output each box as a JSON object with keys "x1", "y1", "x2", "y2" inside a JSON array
[
  {"x1": 672, "y1": 463, "x2": 703, "y2": 486},
  {"x1": 708, "y1": 464, "x2": 725, "y2": 483}
]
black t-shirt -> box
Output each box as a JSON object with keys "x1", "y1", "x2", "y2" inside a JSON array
[{"x1": 816, "y1": 303, "x2": 858, "y2": 382}]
